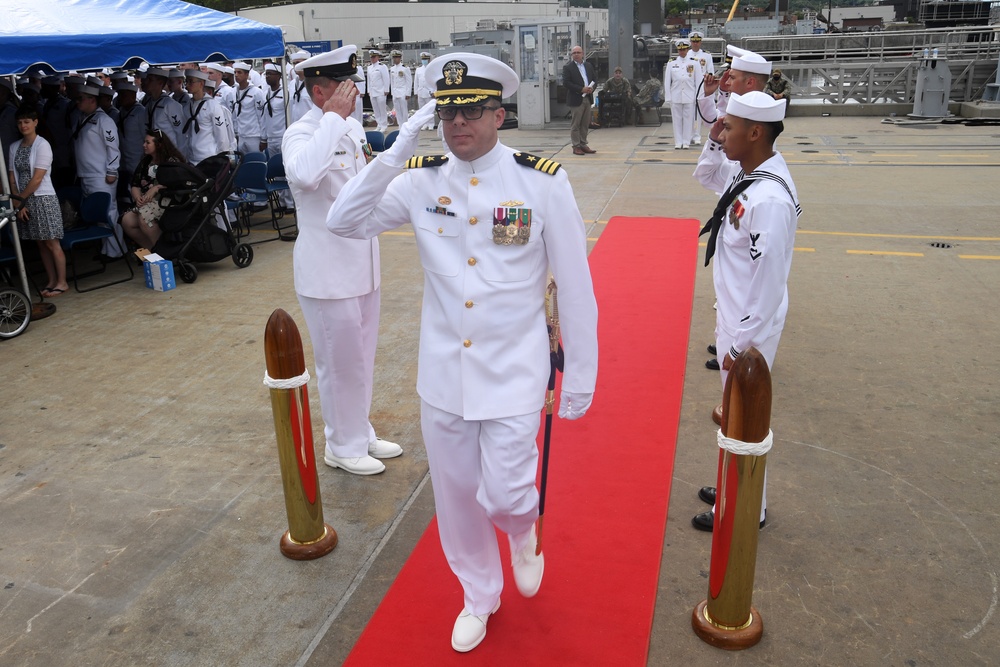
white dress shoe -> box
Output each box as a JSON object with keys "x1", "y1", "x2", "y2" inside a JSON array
[
  {"x1": 451, "y1": 599, "x2": 500, "y2": 653},
  {"x1": 511, "y1": 526, "x2": 544, "y2": 598},
  {"x1": 368, "y1": 437, "x2": 402, "y2": 459},
  {"x1": 323, "y1": 453, "x2": 385, "y2": 475}
]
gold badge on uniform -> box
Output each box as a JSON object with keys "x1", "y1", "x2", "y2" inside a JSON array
[
  {"x1": 493, "y1": 205, "x2": 532, "y2": 246},
  {"x1": 438, "y1": 196, "x2": 452, "y2": 205}
]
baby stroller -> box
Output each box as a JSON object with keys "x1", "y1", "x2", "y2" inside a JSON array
[{"x1": 151, "y1": 153, "x2": 253, "y2": 284}]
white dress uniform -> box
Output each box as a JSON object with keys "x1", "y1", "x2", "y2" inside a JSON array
[
  {"x1": 389, "y1": 60, "x2": 412, "y2": 124},
  {"x1": 327, "y1": 140, "x2": 599, "y2": 615},
  {"x1": 182, "y1": 95, "x2": 227, "y2": 164},
  {"x1": 261, "y1": 84, "x2": 293, "y2": 208},
  {"x1": 289, "y1": 77, "x2": 315, "y2": 125},
  {"x1": 689, "y1": 46, "x2": 715, "y2": 143},
  {"x1": 352, "y1": 65, "x2": 365, "y2": 125},
  {"x1": 692, "y1": 93, "x2": 801, "y2": 520},
  {"x1": 414, "y1": 60, "x2": 435, "y2": 130},
  {"x1": 282, "y1": 106, "x2": 384, "y2": 461},
  {"x1": 366, "y1": 59, "x2": 390, "y2": 130},
  {"x1": 216, "y1": 81, "x2": 237, "y2": 117},
  {"x1": 233, "y1": 83, "x2": 265, "y2": 153},
  {"x1": 663, "y1": 53, "x2": 702, "y2": 149},
  {"x1": 73, "y1": 105, "x2": 123, "y2": 256},
  {"x1": 144, "y1": 92, "x2": 184, "y2": 155}
]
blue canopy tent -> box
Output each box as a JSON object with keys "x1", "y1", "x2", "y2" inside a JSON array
[{"x1": 0, "y1": 0, "x2": 285, "y2": 305}]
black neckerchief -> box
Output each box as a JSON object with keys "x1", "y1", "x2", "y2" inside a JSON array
[
  {"x1": 71, "y1": 111, "x2": 97, "y2": 141},
  {"x1": 146, "y1": 94, "x2": 166, "y2": 128},
  {"x1": 294, "y1": 81, "x2": 304, "y2": 103},
  {"x1": 236, "y1": 86, "x2": 251, "y2": 115},
  {"x1": 699, "y1": 172, "x2": 754, "y2": 267},
  {"x1": 263, "y1": 89, "x2": 280, "y2": 117},
  {"x1": 184, "y1": 98, "x2": 209, "y2": 134}
]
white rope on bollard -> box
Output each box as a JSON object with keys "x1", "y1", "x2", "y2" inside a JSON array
[
  {"x1": 263, "y1": 369, "x2": 311, "y2": 390},
  {"x1": 717, "y1": 428, "x2": 773, "y2": 457}
]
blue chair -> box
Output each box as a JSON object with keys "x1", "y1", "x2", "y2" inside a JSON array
[
  {"x1": 365, "y1": 131, "x2": 385, "y2": 153},
  {"x1": 225, "y1": 161, "x2": 269, "y2": 238},
  {"x1": 383, "y1": 130, "x2": 399, "y2": 150},
  {"x1": 60, "y1": 191, "x2": 134, "y2": 292},
  {"x1": 242, "y1": 151, "x2": 267, "y2": 164},
  {"x1": 265, "y1": 153, "x2": 297, "y2": 239}
]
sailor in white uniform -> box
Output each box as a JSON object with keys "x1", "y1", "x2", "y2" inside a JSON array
[
  {"x1": 288, "y1": 51, "x2": 315, "y2": 125},
  {"x1": 205, "y1": 80, "x2": 236, "y2": 152},
  {"x1": 326, "y1": 53, "x2": 598, "y2": 654},
  {"x1": 261, "y1": 64, "x2": 293, "y2": 209},
  {"x1": 388, "y1": 50, "x2": 412, "y2": 125},
  {"x1": 114, "y1": 82, "x2": 145, "y2": 189},
  {"x1": 413, "y1": 52, "x2": 435, "y2": 130},
  {"x1": 232, "y1": 62, "x2": 266, "y2": 154},
  {"x1": 181, "y1": 70, "x2": 227, "y2": 164},
  {"x1": 201, "y1": 62, "x2": 236, "y2": 121},
  {"x1": 691, "y1": 91, "x2": 801, "y2": 533},
  {"x1": 282, "y1": 46, "x2": 402, "y2": 477},
  {"x1": 697, "y1": 46, "x2": 770, "y2": 129},
  {"x1": 688, "y1": 31, "x2": 715, "y2": 145},
  {"x1": 73, "y1": 85, "x2": 123, "y2": 256},
  {"x1": 352, "y1": 61, "x2": 365, "y2": 125},
  {"x1": 142, "y1": 68, "x2": 185, "y2": 156},
  {"x1": 365, "y1": 50, "x2": 390, "y2": 132},
  {"x1": 663, "y1": 39, "x2": 702, "y2": 150}
]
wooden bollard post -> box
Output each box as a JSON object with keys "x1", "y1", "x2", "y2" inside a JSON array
[
  {"x1": 264, "y1": 308, "x2": 338, "y2": 560},
  {"x1": 692, "y1": 346, "x2": 771, "y2": 649}
]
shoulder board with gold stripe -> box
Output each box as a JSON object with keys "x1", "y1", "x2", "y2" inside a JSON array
[
  {"x1": 513, "y1": 152, "x2": 561, "y2": 176},
  {"x1": 404, "y1": 155, "x2": 449, "y2": 169}
]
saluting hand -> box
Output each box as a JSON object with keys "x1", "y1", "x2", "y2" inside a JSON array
[
  {"x1": 323, "y1": 80, "x2": 358, "y2": 120},
  {"x1": 703, "y1": 73, "x2": 719, "y2": 96}
]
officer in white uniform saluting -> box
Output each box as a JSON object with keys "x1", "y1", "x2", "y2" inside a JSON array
[
  {"x1": 142, "y1": 68, "x2": 184, "y2": 155},
  {"x1": 663, "y1": 39, "x2": 703, "y2": 149},
  {"x1": 181, "y1": 69, "x2": 227, "y2": 164},
  {"x1": 232, "y1": 62, "x2": 266, "y2": 154},
  {"x1": 690, "y1": 90, "x2": 801, "y2": 533},
  {"x1": 282, "y1": 46, "x2": 402, "y2": 476},
  {"x1": 388, "y1": 50, "x2": 412, "y2": 125},
  {"x1": 73, "y1": 85, "x2": 124, "y2": 256},
  {"x1": 365, "y1": 50, "x2": 390, "y2": 132},
  {"x1": 327, "y1": 53, "x2": 598, "y2": 654}
]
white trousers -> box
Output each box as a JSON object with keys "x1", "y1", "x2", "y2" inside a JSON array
[
  {"x1": 670, "y1": 101, "x2": 695, "y2": 148},
  {"x1": 298, "y1": 290, "x2": 380, "y2": 458},
  {"x1": 237, "y1": 136, "x2": 261, "y2": 154},
  {"x1": 715, "y1": 326, "x2": 782, "y2": 520},
  {"x1": 79, "y1": 175, "x2": 123, "y2": 257},
  {"x1": 391, "y1": 95, "x2": 409, "y2": 124},
  {"x1": 421, "y1": 401, "x2": 540, "y2": 615},
  {"x1": 370, "y1": 94, "x2": 388, "y2": 129},
  {"x1": 352, "y1": 96, "x2": 363, "y2": 126},
  {"x1": 417, "y1": 94, "x2": 433, "y2": 128}
]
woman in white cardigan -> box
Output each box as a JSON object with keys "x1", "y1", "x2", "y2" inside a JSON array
[{"x1": 7, "y1": 107, "x2": 66, "y2": 297}]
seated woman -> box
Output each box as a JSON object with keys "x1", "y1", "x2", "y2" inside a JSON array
[
  {"x1": 120, "y1": 129, "x2": 186, "y2": 250},
  {"x1": 7, "y1": 106, "x2": 67, "y2": 297}
]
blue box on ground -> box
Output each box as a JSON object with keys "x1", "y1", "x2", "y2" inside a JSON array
[{"x1": 136, "y1": 250, "x2": 176, "y2": 292}]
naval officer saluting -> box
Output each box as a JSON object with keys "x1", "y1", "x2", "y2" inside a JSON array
[
  {"x1": 282, "y1": 46, "x2": 402, "y2": 476},
  {"x1": 327, "y1": 53, "x2": 598, "y2": 653}
]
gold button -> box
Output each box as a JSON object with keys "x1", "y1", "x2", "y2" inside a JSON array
[
  {"x1": 465, "y1": 300, "x2": 473, "y2": 308},
  {"x1": 463, "y1": 339, "x2": 472, "y2": 347},
  {"x1": 469, "y1": 217, "x2": 478, "y2": 225},
  {"x1": 470, "y1": 177, "x2": 479, "y2": 186},
  {"x1": 438, "y1": 227, "x2": 443, "y2": 233},
  {"x1": 468, "y1": 257, "x2": 476, "y2": 266}
]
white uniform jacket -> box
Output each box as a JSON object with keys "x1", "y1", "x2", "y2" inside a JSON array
[
  {"x1": 145, "y1": 93, "x2": 184, "y2": 153},
  {"x1": 690, "y1": 49, "x2": 715, "y2": 77},
  {"x1": 326, "y1": 142, "x2": 599, "y2": 421},
  {"x1": 282, "y1": 107, "x2": 379, "y2": 300},
  {"x1": 289, "y1": 79, "x2": 315, "y2": 125},
  {"x1": 698, "y1": 88, "x2": 730, "y2": 124},
  {"x1": 414, "y1": 65, "x2": 433, "y2": 99},
  {"x1": 182, "y1": 95, "x2": 228, "y2": 164},
  {"x1": 233, "y1": 84, "x2": 265, "y2": 140},
  {"x1": 366, "y1": 63, "x2": 390, "y2": 97},
  {"x1": 663, "y1": 56, "x2": 703, "y2": 105},
  {"x1": 693, "y1": 140, "x2": 800, "y2": 359},
  {"x1": 73, "y1": 108, "x2": 120, "y2": 178},
  {"x1": 389, "y1": 63, "x2": 412, "y2": 99},
  {"x1": 216, "y1": 83, "x2": 237, "y2": 115},
  {"x1": 260, "y1": 87, "x2": 286, "y2": 147}
]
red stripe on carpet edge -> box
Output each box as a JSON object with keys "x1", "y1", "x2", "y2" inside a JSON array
[{"x1": 345, "y1": 217, "x2": 701, "y2": 666}]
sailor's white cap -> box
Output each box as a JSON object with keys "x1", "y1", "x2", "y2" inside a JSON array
[
  {"x1": 732, "y1": 49, "x2": 772, "y2": 75},
  {"x1": 295, "y1": 46, "x2": 364, "y2": 82},
  {"x1": 201, "y1": 62, "x2": 225, "y2": 73},
  {"x1": 264, "y1": 63, "x2": 281, "y2": 73},
  {"x1": 232, "y1": 62, "x2": 252, "y2": 72},
  {"x1": 726, "y1": 90, "x2": 786, "y2": 122},
  {"x1": 426, "y1": 52, "x2": 519, "y2": 105},
  {"x1": 290, "y1": 50, "x2": 310, "y2": 62},
  {"x1": 184, "y1": 69, "x2": 208, "y2": 81}
]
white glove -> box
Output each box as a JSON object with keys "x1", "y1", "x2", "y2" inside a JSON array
[
  {"x1": 558, "y1": 391, "x2": 593, "y2": 420},
  {"x1": 380, "y1": 100, "x2": 437, "y2": 168}
]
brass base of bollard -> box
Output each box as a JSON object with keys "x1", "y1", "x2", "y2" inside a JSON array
[
  {"x1": 279, "y1": 523, "x2": 338, "y2": 561},
  {"x1": 691, "y1": 600, "x2": 763, "y2": 650}
]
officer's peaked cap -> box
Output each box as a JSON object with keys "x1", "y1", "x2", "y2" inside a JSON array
[{"x1": 426, "y1": 52, "x2": 518, "y2": 106}]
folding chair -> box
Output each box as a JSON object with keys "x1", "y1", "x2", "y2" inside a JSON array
[
  {"x1": 265, "y1": 152, "x2": 297, "y2": 240},
  {"x1": 60, "y1": 191, "x2": 135, "y2": 292},
  {"x1": 365, "y1": 131, "x2": 385, "y2": 153},
  {"x1": 225, "y1": 161, "x2": 270, "y2": 239},
  {"x1": 242, "y1": 151, "x2": 268, "y2": 164},
  {"x1": 383, "y1": 130, "x2": 399, "y2": 150}
]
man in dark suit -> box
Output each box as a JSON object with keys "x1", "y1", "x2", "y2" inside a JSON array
[{"x1": 562, "y1": 45, "x2": 597, "y2": 155}]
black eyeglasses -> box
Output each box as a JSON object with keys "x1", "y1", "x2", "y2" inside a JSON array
[{"x1": 436, "y1": 105, "x2": 501, "y2": 121}]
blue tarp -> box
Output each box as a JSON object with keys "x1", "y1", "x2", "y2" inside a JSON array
[{"x1": 0, "y1": 0, "x2": 285, "y2": 75}]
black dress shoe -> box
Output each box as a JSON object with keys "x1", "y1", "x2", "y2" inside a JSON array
[
  {"x1": 705, "y1": 358, "x2": 720, "y2": 371},
  {"x1": 707, "y1": 344, "x2": 717, "y2": 355},
  {"x1": 692, "y1": 510, "x2": 767, "y2": 532},
  {"x1": 698, "y1": 486, "x2": 716, "y2": 505}
]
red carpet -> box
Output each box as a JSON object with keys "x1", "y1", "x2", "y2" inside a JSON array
[{"x1": 345, "y1": 217, "x2": 701, "y2": 665}]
